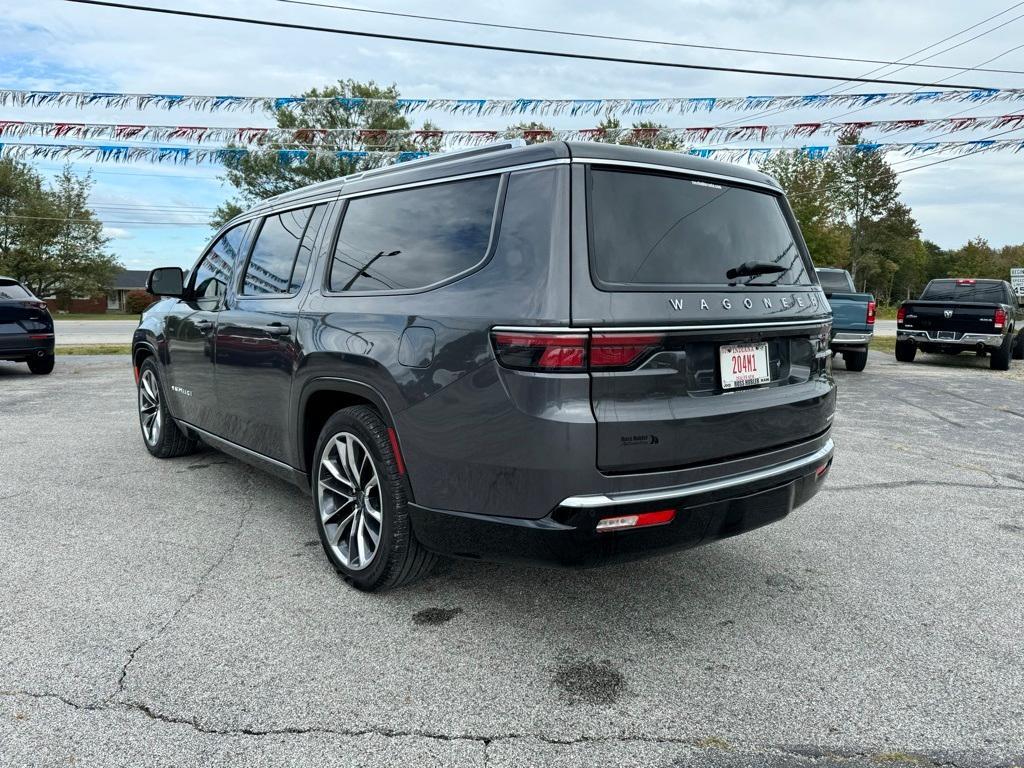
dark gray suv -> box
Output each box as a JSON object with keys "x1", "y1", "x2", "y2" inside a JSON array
[{"x1": 134, "y1": 141, "x2": 836, "y2": 591}]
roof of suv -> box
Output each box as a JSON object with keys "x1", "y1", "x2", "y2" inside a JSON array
[{"x1": 243, "y1": 141, "x2": 782, "y2": 221}]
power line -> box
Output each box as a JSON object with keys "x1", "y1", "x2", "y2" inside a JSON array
[
  {"x1": 0, "y1": 213, "x2": 210, "y2": 225},
  {"x1": 62, "y1": 0, "x2": 997, "y2": 90},
  {"x1": 271, "y1": 0, "x2": 1024, "y2": 77},
  {"x1": 713, "y1": 3, "x2": 1024, "y2": 131}
]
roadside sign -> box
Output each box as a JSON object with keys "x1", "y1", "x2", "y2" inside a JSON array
[{"x1": 1012, "y1": 267, "x2": 1024, "y2": 295}]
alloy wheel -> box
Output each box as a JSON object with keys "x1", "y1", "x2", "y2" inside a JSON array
[
  {"x1": 138, "y1": 369, "x2": 162, "y2": 445},
  {"x1": 318, "y1": 432, "x2": 383, "y2": 571}
]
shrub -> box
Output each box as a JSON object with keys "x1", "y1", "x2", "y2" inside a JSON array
[{"x1": 125, "y1": 290, "x2": 156, "y2": 314}]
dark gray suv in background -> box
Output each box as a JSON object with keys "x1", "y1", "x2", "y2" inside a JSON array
[{"x1": 134, "y1": 141, "x2": 836, "y2": 591}]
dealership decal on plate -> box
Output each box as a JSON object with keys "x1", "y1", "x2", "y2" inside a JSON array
[{"x1": 720, "y1": 342, "x2": 771, "y2": 390}]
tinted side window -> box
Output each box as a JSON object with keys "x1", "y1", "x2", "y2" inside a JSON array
[
  {"x1": 288, "y1": 205, "x2": 327, "y2": 293},
  {"x1": 242, "y1": 207, "x2": 312, "y2": 295},
  {"x1": 0, "y1": 280, "x2": 33, "y2": 300},
  {"x1": 193, "y1": 225, "x2": 246, "y2": 310},
  {"x1": 329, "y1": 176, "x2": 499, "y2": 293}
]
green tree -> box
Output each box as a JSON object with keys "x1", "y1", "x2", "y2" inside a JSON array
[
  {"x1": 833, "y1": 130, "x2": 902, "y2": 287},
  {"x1": 0, "y1": 160, "x2": 119, "y2": 298},
  {"x1": 503, "y1": 121, "x2": 554, "y2": 144},
  {"x1": 215, "y1": 80, "x2": 439, "y2": 223},
  {"x1": 591, "y1": 116, "x2": 680, "y2": 150},
  {"x1": 758, "y1": 151, "x2": 848, "y2": 268}
]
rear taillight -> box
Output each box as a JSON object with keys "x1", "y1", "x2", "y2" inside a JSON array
[
  {"x1": 491, "y1": 330, "x2": 665, "y2": 373},
  {"x1": 596, "y1": 508, "x2": 676, "y2": 532},
  {"x1": 896, "y1": 306, "x2": 906, "y2": 325},
  {"x1": 491, "y1": 332, "x2": 588, "y2": 372},
  {"x1": 866, "y1": 300, "x2": 876, "y2": 325},
  {"x1": 590, "y1": 333, "x2": 664, "y2": 370},
  {"x1": 994, "y1": 308, "x2": 1007, "y2": 329}
]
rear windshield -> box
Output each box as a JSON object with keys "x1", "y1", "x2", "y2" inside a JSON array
[
  {"x1": 920, "y1": 280, "x2": 1009, "y2": 303},
  {"x1": 587, "y1": 168, "x2": 812, "y2": 288},
  {"x1": 0, "y1": 280, "x2": 33, "y2": 300},
  {"x1": 816, "y1": 269, "x2": 854, "y2": 293}
]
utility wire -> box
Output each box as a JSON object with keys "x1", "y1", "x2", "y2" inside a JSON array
[
  {"x1": 62, "y1": 0, "x2": 997, "y2": 89},
  {"x1": 271, "y1": 0, "x2": 1024, "y2": 77},
  {"x1": 712, "y1": 3, "x2": 1024, "y2": 131}
]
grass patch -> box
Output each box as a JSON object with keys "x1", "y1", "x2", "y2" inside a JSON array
[
  {"x1": 869, "y1": 336, "x2": 897, "y2": 354},
  {"x1": 875, "y1": 305, "x2": 900, "y2": 320},
  {"x1": 56, "y1": 344, "x2": 132, "y2": 355},
  {"x1": 52, "y1": 313, "x2": 138, "y2": 321}
]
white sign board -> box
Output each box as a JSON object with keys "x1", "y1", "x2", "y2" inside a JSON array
[{"x1": 1012, "y1": 267, "x2": 1024, "y2": 295}]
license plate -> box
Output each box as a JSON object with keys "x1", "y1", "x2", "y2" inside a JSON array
[
  {"x1": 937, "y1": 330, "x2": 956, "y2": 340},
  {"x1": 720, "y1": 342, "x2": 771, "y2": 390}
]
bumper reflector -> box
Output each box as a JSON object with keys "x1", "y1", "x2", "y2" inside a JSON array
[{"x1": 596, "y1": 508, "x2": 676, "y2": 532}]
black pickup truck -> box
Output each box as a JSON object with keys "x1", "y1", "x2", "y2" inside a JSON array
[{"x1": 896, "y1": 278, "x2": 1024, "y2": 370}]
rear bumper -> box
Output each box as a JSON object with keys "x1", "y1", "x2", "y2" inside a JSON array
[
  {"x1": 831, "y1": 330, "x2": 872, "y2": 348},
  {"x1": 898, "y1": 329, "x2": 1003, "y2": 348},
  {"x1": 410, "y1": 439, "x2": 834, "y2": 567},
  {"x1": 0, "y1": 335, "x2": 55, "y2": 360}
]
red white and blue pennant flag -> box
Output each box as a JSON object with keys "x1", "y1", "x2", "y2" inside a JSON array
[
  {"x1": 3, "y1": 114, "x2": 1024, "y2": 147},
  {"x1": 3, "y1": 88, "x2": 1024, "y2": 116},
  {"x1": 0, "y1": 139, "x2": 1020, "y2": 165}
]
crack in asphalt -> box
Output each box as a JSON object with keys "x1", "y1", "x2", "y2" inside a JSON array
[
  {"x1": 889, "y1": 395, "x2": 967, "y2": 429},
  {"x1": 1, "y1": 690, "x2": 1014, "y2": 768},
  {"x1": 107, "y1": 468, "x2": 257, "y2": 704}
]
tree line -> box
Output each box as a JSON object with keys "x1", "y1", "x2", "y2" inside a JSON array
[{"x1": 0, "y1": 158, "x2": 119, "y2": 302}]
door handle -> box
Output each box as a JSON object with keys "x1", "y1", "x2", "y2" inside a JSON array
[
  {"x1": 264, "y1": 323, "x2": 291, "y2": 336},
  {"x1": 194, "y1": 319, "x2": 213, "y2": 331}
]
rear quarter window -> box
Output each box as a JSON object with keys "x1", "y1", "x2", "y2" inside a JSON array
[
  {"x1": 328, "y1": 176, "x2": 500, "y2": 293},
  {"x1": 0, "y1": 280, "x2": 33, "y2": 300},
  {"x1": 587, "y1": 167, "x2": 811, "y2": 289}
]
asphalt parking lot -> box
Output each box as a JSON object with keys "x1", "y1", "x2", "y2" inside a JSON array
[{"x1": 1, "y1": 352, "x2": 1022, "y2": 768}]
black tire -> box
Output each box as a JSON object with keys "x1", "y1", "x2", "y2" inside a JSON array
[
  {"x1": 137, "y1": 358, "x2": 198, "y2": 458},
  {"x1": 312, "y1": 406, "x2": 436, "y2": 591},
  {"x1": 894, "y1": 340, "x2": 917, "y2": 363},
  {"x1": 843, "y1": 349, "x2": 868, "y2": 372},
  {"x1": 27, "y1": 354, "x2": 54, "y2": 375},
  {"x1": 1012, "y1": 330, "x2": 1024, "y2": 360},
  {"x1": 990, "y1": 333, "x2": 1012, "y2": 371}
]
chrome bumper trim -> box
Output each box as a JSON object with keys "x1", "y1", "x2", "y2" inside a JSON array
[
  {"x1": 559, "y1": 439, "x2": 834, "y2": 509},
  {"x1": 832, "y1": 331, "x2": 873, "y2": 345},
  {"x1": 898, "y1": 329, "x2": 1004, "y2": 348}
]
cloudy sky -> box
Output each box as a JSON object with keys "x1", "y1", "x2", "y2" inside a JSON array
[{"x1": 3, "y1": 0, "x2": 1024, "y2": 270}]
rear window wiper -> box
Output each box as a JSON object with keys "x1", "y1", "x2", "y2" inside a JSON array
[{"x1": 726, "y1": 261, "x2": 788, "y2": 284}]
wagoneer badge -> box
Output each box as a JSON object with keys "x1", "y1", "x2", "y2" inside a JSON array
[{"x1": 669, "y1": 294, "x2": 820, "y2": 311}]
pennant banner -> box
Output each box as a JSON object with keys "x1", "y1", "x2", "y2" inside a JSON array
[
  {"x1": 4, "y1": 113, "x2": 1024, "y2": 147},
  {"x1": 1, "y1": 139, "x2": 1021, "y2": 166},
  {"x1": 2, "y1": 88, "x2": 1024, "y2": 116}
]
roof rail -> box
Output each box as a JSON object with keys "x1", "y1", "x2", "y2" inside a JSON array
[{"x1": 345, "y1": 139, "x2": 528, "y2": 183}]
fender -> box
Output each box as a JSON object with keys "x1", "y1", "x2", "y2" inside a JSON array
[{"x1": 294, "y1": 376, "x2": 411, "y2": 495}]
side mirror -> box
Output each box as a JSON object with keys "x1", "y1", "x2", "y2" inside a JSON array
[{"x1": 147, "y1": 267, "x2": 185, "y2": 298}]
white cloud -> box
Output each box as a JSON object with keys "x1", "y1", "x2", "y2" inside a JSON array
[{"x1": 102, "y1": 226, "x2": 133, "y2": 240}]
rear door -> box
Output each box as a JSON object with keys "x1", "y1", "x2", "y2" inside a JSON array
[
  {"x1": 214, "y1": 203, "x2": 330, "y2": 461},
  {"x1": 571, "y1": 162, "x2": 833, "y2": 474}
]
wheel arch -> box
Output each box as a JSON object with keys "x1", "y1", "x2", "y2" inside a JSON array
[{"x1": 296, "y1": 378, "x2": 409, "y2": 494}]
